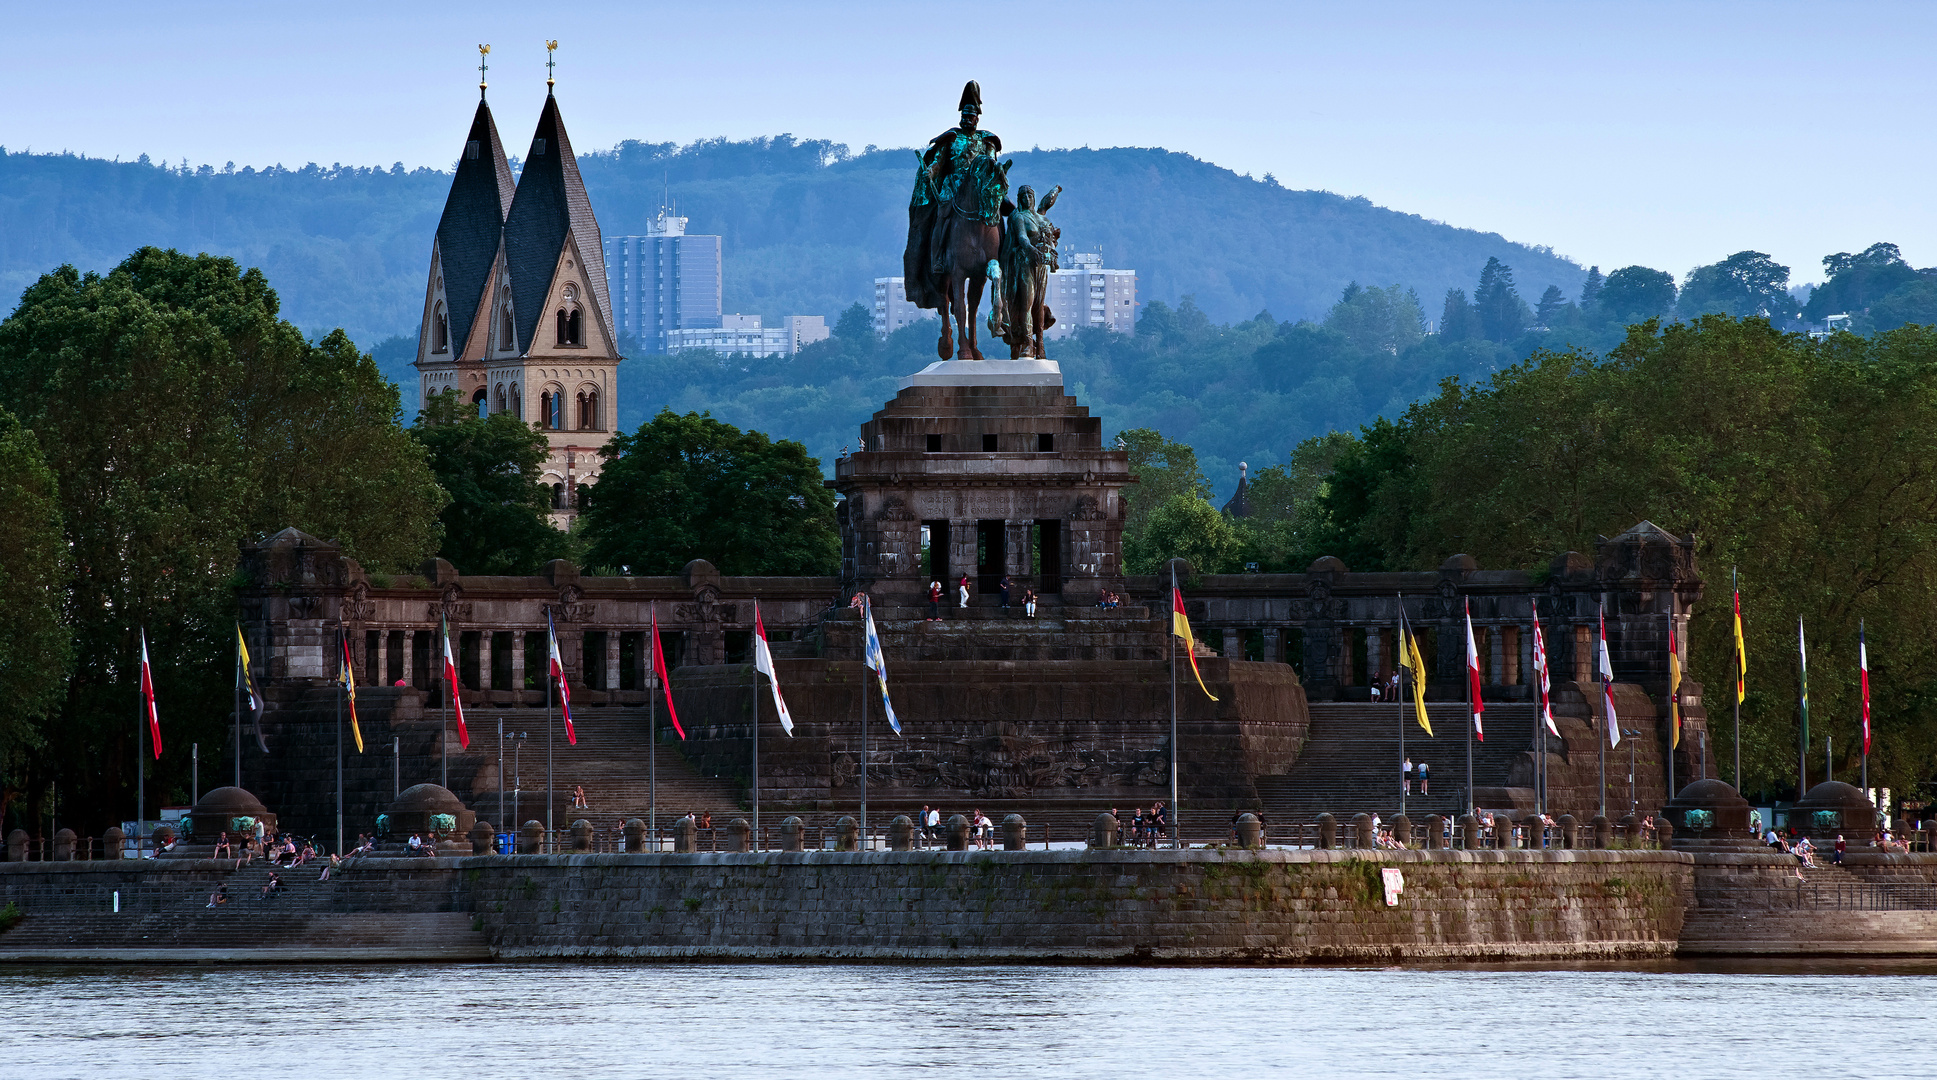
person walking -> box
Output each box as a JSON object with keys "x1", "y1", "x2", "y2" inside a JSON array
[
  {"x1": 1402, "y1": 757, "x2": 1413, "y2": 796},
  {"x1": 927, "y1": 581, "x2": 943, "y2": 621},
  {"x1": 1417, "y1": 760, "x2": 1430, "y2": 796},
  {"x1": 958, "y1": 574, "x2": 971, "y2": 609}
]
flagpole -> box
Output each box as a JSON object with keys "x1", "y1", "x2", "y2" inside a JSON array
[
  {"x1": 441, "y1": 636, "x2": 450, "y2": 791},
  {"x1": 547, "y1": 636, "x2": 555, "y2": 842},
  {"x1": 1798, "y1": 618, "x2": 1808, "y2": 798},
  {"x1": 860, "y1": 629, "x2": 869, "y2": 847},
  {"x1": 336, "y1": 628, "x2": 345, "y2": 857},
  {"x1": 234, "y1": 640, "x2": 244, "y2": 789},
  {"x1": 1463, "y1": 622, "x2": 1474, "y2": 821},
  {"x1": 1170, "y1": 565, "x2": 1181, "y2": 850},
  {"x1": 648, "y1": 614, "x2": 658, "y2": 842},
  {"x1": 1532, "y1": 598, "x2": 1543, "y2": 818},
  {"x1": 1861, "y1": 620, "x2": 1869, "y2": 794},
  {"x1": 1598, "y1": 601, "x2": 1607, "y2": 821},
  {"x1": 136, "y1": 632, "x2": 145, "y2": 839},
  {"x1": 750, "y1": 642, "x2": 760, "y2": 850},
  {"x1": 1396, "y1": 598, "x2": 1406, "y2": 819}
]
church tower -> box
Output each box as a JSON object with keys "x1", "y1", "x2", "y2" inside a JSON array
[
  {"x1": 414, "y1": 96, "x2": 516, "y2": 419},
  {"x1": 502, "y1": 86, "x2": 619, "y2": 526}
]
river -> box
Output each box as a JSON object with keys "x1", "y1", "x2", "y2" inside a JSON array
[{"x1": 2, "y1": 960, "x2": 1931, "y2": 1078}]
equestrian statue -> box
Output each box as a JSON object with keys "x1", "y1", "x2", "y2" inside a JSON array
[{"x1": 903, "y1": 81, "x2": 1064, "y2": 361}]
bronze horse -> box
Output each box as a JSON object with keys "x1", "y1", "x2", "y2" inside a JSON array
[{"x1": 931, "y1": 157, "x2": 1011, "y2": 361}]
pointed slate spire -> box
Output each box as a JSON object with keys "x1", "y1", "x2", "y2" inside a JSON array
[
  {"x1": 504, "y1": 91, "x2": 610, "y2": 355},
  {"x1": 432, "y1": 100, "x2": 516, "y2": 357}
]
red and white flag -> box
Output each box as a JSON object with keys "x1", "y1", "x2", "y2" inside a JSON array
[
  {"x1": 548, "y1": 612, "x2": 576, "y2": 745},
  {"x1": 752, "y1": 602, "x2": 794, "y2": 736},
  {"x1": 441, "y1": 616, "x2": 470, "y2": 748},
  {"x1": 1463, "y1": 598, "x2": 1485, "y2": 741},
  {"x1": 138, "y1": 629, "x2": 162, "y2": 759},
  {"x1": 1530, "y1": 606, "x2": 1559, "y2": 737},
  {"x1": 1859, "y1": 621, "x2": 1872, "y2": 756},
  {"x1": 1599, "y1": 606, "x2": 1619, "y2": 747},
  {"x1": 652, "y1": 605, "x2": 687, "y2": 740}
]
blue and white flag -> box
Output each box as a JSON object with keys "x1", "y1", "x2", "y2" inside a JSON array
[{"x1": 862, "y1": 595, "x2": 902, "y2": 735}]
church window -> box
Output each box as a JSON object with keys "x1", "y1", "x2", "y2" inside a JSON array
[
  {"x1": 500, "y1": 296, "x2": 514, "y2": 348},
  {"x1": 552, "y1": 483, "x2": 567, "y2": 509},
  {"x1": 465, "y1": 140, "x2": 480, "y2": 161},
  {"x1": 493, "y1": 384, "x2": 505, "y2": 414},
  {"x1": 432, "y1": 304, "x2": 449, "y2": 353},
  {"x1": 544, "y1": 389, "x2": 562, "y2": 430},
  {"x1": 533, "y1": 138, "x2": 546, "y2": 156},
  {"x1": 509, "y1": 384, "x2": 521, "y2": 420},
  {"x1": 472, "y1": 387, "x2": 488, "y2": 419},
  {"x1": 584, "y1": 390, "x2": 600, "y2": 430}
]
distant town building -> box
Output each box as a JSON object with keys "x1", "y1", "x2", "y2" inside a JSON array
[
  {"x1": 1046, "y1": 251, "x2": 1137, "y2": 338},
  {"x1": 872, "y1": 277, "x2": 934, "y2": 336},
  {"x1": 604, "y1": 209, "x2": 723, "y2": 353},
  {"x1": 666, "y1": 314, "x2": 829, "y2": 357}
]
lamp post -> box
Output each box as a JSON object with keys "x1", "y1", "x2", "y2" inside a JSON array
[
  {"x1": 511, "y1": 732, "x2": 527, "y2": 833},
  {"x1": 1622, "y1": 729, "x2": 1641, "y2": 814}
]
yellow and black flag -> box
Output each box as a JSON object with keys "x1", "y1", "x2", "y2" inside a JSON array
[{"x1": 1398, "y1": 619, "x2": 1433, "y2": 737}]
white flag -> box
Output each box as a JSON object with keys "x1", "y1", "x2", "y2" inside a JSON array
[
  {"x1": 1530, "y1": 607, "x2": 1559, "y2": 737},
  {"x1": 1599, "y1": 607, "x2": 1619, "y2": 747},
  {"x1": 752, "y1": 602, "x2": 794, "y2": 736}
]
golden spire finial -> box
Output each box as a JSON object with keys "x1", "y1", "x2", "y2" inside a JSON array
[
  {"x1": 546, "y1": 40, "x2": 559, "y2": 89},
  {"x1": 478, "y1": 44, "x2": 491, "y2": 100}
]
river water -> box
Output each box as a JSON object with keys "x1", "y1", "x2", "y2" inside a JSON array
[{"x1": 2, "y1": 960, "x2": 1932, "y2": 1078}]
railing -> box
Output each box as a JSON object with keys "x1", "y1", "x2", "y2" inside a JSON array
[{"x1": 1806, "y1": 880, "x2": 1937, "y2": 911}]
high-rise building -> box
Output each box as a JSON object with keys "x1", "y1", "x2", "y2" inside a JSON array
[
  {"x1": 604, "y1": 210, "x2": 723, "y2": 353},
  {"x1": 414, "y1": 86, "x2": 619, "y2": 527},
  {"x1": 664, "y1": 314, "x2": 829, "y2": 357},
  {"x1": 1046, "y1": 251, "x2": 1137, "y2": 338},
  {"x1": 872, "y1": 276, "x2": 934, "y2": 336}
]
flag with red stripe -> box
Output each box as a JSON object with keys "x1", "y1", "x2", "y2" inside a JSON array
[
  {"x1": 1599, "y1": 606, "x2": 1619, "y2": 747},
  {"x1": 1860, "y1": 621, "x2": 1872, "y2": 756},
  {"x1": 139, "y1": 629, "x2": 162, "y2": 759},
  {"x1": 753, "y1": 601, "x2": 794, "y2": 736},
  {"x1": 1463, "y1": 598, "x2": 1485, "y2": 741},
  {"x1": 1530, "y1": 603, "x2": 1559, "y2": 737},
  {"x1": 441, "y1": 615, "x2": 469, "y2": 748},
  {"x1": 653, "y1": 605, "x2": 686, "y2": 739},
  {"x1": 548, "y1": 612, "x2": 576, "y2": 745}
]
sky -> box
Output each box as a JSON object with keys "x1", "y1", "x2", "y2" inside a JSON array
[{"x1": 7, "y1": 0, "x2": 1933, "y2": 287}]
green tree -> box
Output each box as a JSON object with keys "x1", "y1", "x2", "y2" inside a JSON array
[
  {"x1": 1119, "y1": 427, "x2": 1211, "y2": 543},
  {"x1": 1597, "y1": 266, "x2": 1678, "y2": 324},
  {"x1": 0, "y1": 409, "x2": 69, "y2": 770},
  {"x1": 1439, "y1": 288, "x2": 1482, "y2": 342},
  {"x1": 1579, "y1": 266, "x2": 1605, "y2": 309},
  {"x1": 410, "y1": 389, "x2": 562, "y2": 575},
  {"x1": 0, "y1": 248, "x2": 443, "y2": 831},
  {"x1": 1678, "y1": 251, "x2": 1797, "y2": 321},
  {"x1": 1534, "y1": 284, "x2": 1569, "y2": 327},
  {"x1": 581, "y1": 409, "x2": 838, "y2": 575},
  {"x1": 1323, "y1": 282, "x2": 1425, "y2": 355},
  {"x1": 833, "y1": 301, "x2": 874, "y2": 342},
  {"x1": 1804, "y1": 242, "x2": 1921, "y2": 322},
  {"x1": 1474, "y1": 257, "x2": 1532, "y2": 342},
  {"x1": 1863, "y1": 280, "x2": 1937, "y2": 334},
  {"x1": 1126, "y1": 493, "x2": 1239, "y2": 576}
]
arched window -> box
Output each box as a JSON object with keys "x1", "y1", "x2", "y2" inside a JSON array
[
  {"x1": 472, "y1": 387, "x2": 488, "y2": 419},
  {"x1": 493, "y1": 384, "x2": 505, "y2": 414},
  {"x1": 544, "y1": 389, "x2": 562, "y2": 430},
  {"x1": 567, "y1": 309, "x2": 583, "y2": 345},
  {"x1": 555, "y1": 284, "x2": 583, "y2": 346},
  {"x1": 432, "y1": 304, "x2": 449, "y2": 353},
  {"x1": 552, "y1": 482, "x2": 567, "y2": 510},
  {"x1": 509, "y1": 384, "x2": 521, "y2": 420},
  {"x1": 580, "y1": 390, "x2": 599, "y2": 431},
  {"x1": 499, "y1": 292, "x2": 515, "y2": 349},
  {"x1": 575, "y1": 392, "x2": 588, "y2": 430},
  {"x1": 540, "y1": 391, "x2": 552, "y2": 428}
]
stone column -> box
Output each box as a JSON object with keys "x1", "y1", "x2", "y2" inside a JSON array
[
  {"x1": 606, "y1": 632, "x2": 621, "y2": 693},
  {"x1": 780, "y1": 816, "x2": 804, "y2": 852},
  {"x1": 1002, "y1": 814, "x2": 1027, "y2": 850},
  {"x1": 571, "y1": 819, "x2": 594, "y2": 851},
  {"x1": 1391, "y1": 814, "x2": 1412, "y2": 847},
  {"x1": 401, "y1": 631, "x2": 416, "y2": 688},
  {"x1": 946, "y1": 814, "x2": 969, "y2": 851},
  {"x1": 726, "y1": 818, "x2": 750, "y2": 852},
  {"x1": 1092, "y1": 813, "x2": 1118, "y2": 848},
  {"x1": 52, "y1": 828, "x2": 75, "y2": 861},
  {"x1": 623, "y1": 818, "x2": 646, "y2": 853},
  {"x1": 1459, "y1": 814, "x2": 1481, "y2": 849},
  {"x1": 1221, "y1": 628, "x2": 1242, "y2": 660},
  {"x1": 518, "y1": 820, "x2": 544, "y2": 854},
  {"x1": 1316, "y1": 813, "x2": 1337, "y2": 849},
  {"x1": 888, "y1": 816, "x2": 914, "y2": 851},
  {"x1": 1424, "y1": 814, "x2": 1445, "y2": 850},
  {"x1": 470, "y1": 820, "x2": 495, "y2": 855},
  {"x1": 674, "y1": 815, "x2": 699, "y2": 853},
  {"x1": 1519, "y1": 812, "x2": 1545, "y2": 850},
  {"x1": 1519, "y1": 624, "x2": 1534, "y2": 686},
  {"x1": 1558, "y1": 814, "x2": 1579, "y2": 849},
  {"x1": 1352, "y1": 812, "x2": 1374, "y2": 848},
  {"x1": 101, "y1": 826, "x2": 125, "y2": 860},
  {"x1": 1261, "y1": 627, "x2": 1282, "y2": 666},
  {"x1": 835, "y1": 816, "x2": 859, "y2": 851},
  {"x1": 1591, "y1": 814, "x2": 1612, "y2": 849},
  {"x1": 1366, "y1": 630, "x2": 1384, "y2": 688},
  {"x1": 1488, "y1": 626, "x2": 1505, "y2": 686},
  {"x1": 1338, "y1": 628, "x2": 1355, "y2": 685},
  {"x1": 1498, "y1": 816, "x2": 1518, "y2": 849},
  {"x1": 378, "y1": 632, "x2": 391, "y2": 688},
  {"x1": 1236, "y1": 813, "x2": 1261, "y2": 849}
]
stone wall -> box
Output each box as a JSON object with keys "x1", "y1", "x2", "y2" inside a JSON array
[{"x1": 468, "y1": 848, "x2": 1693, "y2": 962}]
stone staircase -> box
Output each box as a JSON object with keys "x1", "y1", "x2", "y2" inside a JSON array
[
  {"x1": 1256, "y1": 701, "x2": 1538, "y2": 824},
  {"x1": 817, "y1": 605, "x2": 1163, "y2": 663},
  {"x1": 476, "y1": 707, "x2": 747, "y2": 830}
]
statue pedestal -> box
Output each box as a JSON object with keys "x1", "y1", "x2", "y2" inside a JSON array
[{"x1": 900, "y1": 358, "x2": 1062, "y2": 390}]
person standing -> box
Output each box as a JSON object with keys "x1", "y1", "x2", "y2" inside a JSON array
[
  {"x1": 958, "y1": 574, "x2": 971, "y2": 609},
  {"x1": 1402, "y1": 757, "x2": 1413, "y2": 796},
  {"x1": 1000, "y1": 574, "x2": 1013, "y2": 614},
  {"x1": 928, "y1": 581, "x2": 943, "y2": 621},
  {"x1": 1417, "y1": 760, "x2": 1430, "y2": 796}
]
